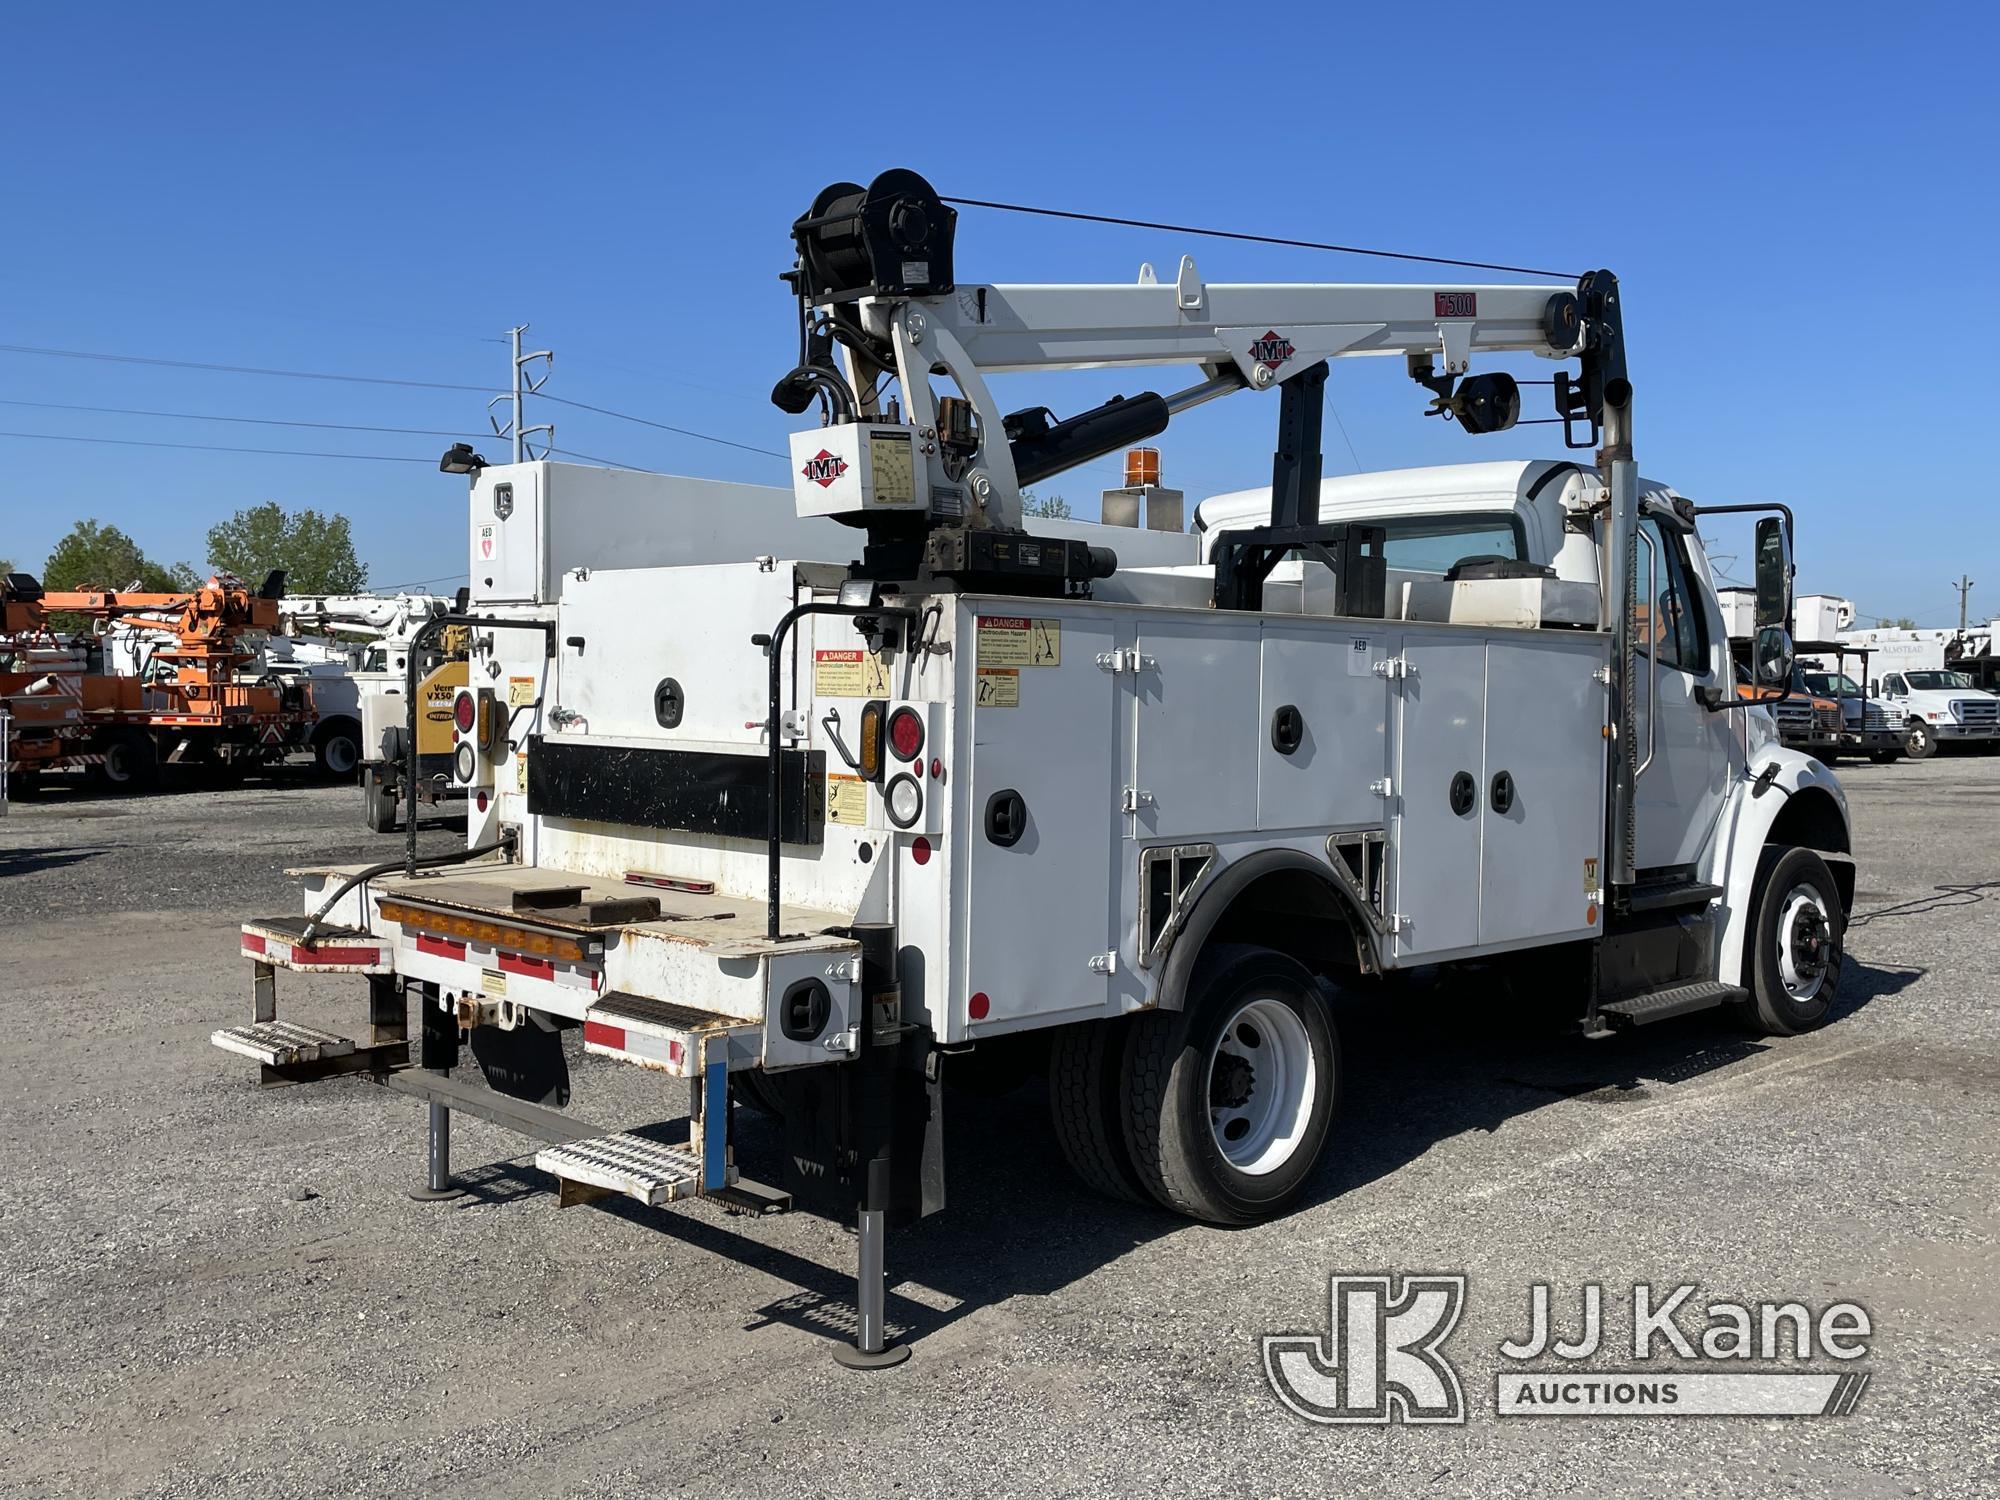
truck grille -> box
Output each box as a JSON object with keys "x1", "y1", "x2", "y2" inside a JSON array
[
  {"x1": 1773, "y1": 702, "x2": 1814, "y2": 730},
  {"x1": 1861, "y1": 703, "x2": 1902, "y2": 730},
  {"x1": 1953, "y1": 698, "x2": 1998, "y2": 728},
  {"x1": 1815, "y1": 704, "x2": 1842, "y2": 732}
]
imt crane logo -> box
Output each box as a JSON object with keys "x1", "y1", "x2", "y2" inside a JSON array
[
  {"x1": 802, "y1": 449, "x2": 849, "y2": 488},
  {"x1": 1249, "y1": 329, "x2": 1296, "y2": 371}
]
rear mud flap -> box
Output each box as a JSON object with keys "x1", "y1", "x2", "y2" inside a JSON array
[{"x1": 471, "y1": 1022, "x2": 571, "y2": 1108}]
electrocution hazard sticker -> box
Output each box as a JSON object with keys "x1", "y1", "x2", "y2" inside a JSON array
[
  {"x1": 507, "y1": 676, "x2": 535, "y2": 707},
  {"x1": 814, "y1": 648, "x2": 890, "y2": 697},
  {"x1": 975, "y1": 668, "x2": 1020, "y2": 708},
  {"x1": 826, "y1": 773, "x2": 868, "y2": 826},
  {"x1": 977, "y1": 615, "x2": 1061, "y2": 667}
]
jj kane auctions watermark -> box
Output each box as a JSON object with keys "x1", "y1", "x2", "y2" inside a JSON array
[{"x1": 1263, "y1": 1275, "x2": 1873, "y2": 1423}]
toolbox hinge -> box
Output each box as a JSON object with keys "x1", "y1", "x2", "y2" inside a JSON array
[
  {"x1": 1372, "y1": 655, "x2": 1411, "y2": 681},
  {"x1": 1086, "y1": 951, "x2": 1118, "y2": 975},
  {"x1": 1121, "y1": 786, "x2": 1155, "y2": 813}
]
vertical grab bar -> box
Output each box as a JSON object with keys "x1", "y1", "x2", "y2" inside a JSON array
[{"x1": 1635, "y1": 527, "x2": 1659, "y2": 778}]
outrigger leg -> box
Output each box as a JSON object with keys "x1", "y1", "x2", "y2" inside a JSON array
[{"x1": 408, "y1": 984, "x2": 462, "y2": 1202}]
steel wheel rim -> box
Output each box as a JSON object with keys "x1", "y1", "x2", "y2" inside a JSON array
[
  {"x1": 1207, "y1": 995, "x2": 1317, "y2": 1176},
  {"x1": 1775, "y1": 884, "x2": 1835, "y2": 1002},
  {"x1": 324, "y1": 736, "x2": 358, "y2": 775}
]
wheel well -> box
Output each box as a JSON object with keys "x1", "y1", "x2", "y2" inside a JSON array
[
  {"x1": 1161, "y1": 855, "x2": 1376, "y2": 1013},
  {"x1": 314, "y1": 715, "x2": 361, "y2": 744},
  {"x1": 1765, "y1": 785, "x2": 1854, "y2": 911},
  {"x1": 1767, "y1": 785, "x2": 1849, "y2": 855}
]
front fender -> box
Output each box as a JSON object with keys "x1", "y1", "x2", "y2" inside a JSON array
[{"x1": 1711, "y1": 747, "x2": 1852, "y2": 985}]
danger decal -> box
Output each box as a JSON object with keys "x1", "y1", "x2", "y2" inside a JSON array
[
  {"x1": 975, "y1": 668, "x2": 1019, "y2": 708},
  {"x1": 826, "y1": 772, "x2": 868, "y2": 826},
  {"x1": 802, "y1": 449, "x2": 849, "y2": 489},
  {"x1": 1249, "y1": 330, "x2": 1296, "y2": 371},
  {"x1": 976, "y1": 615, "x2": 1061, "y2": 668},
  {"x1": 814, "y1": 648, "x2": 891, "y2": 698}
]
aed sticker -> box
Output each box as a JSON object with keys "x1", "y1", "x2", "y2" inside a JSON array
[
  {"x1": 507, "y1": 675, "x2": 535, "y2": 708},
  {"x1": 482, "y1": 968, "x2": 507, "y2": 998},
  {"x1": 975, "y1": 668, "x2": 1020, "y2": 708},
  {"x1": 826, "y1": 772, "x2": 868, "y2": 826},
  {"x1": 814, "y1": 648, "x2": 891, "y2": 697},
  {"x1": 977, "y1": 615, "x2": 1061, "y2": 667},
  {"x1": 1346, "y1": 637, "x2": 1373, "y2": 676},
  {"x1": 477, "y1": 524, "x2": 499, "y2": 561}
]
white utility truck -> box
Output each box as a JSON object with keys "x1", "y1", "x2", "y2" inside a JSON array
[{"x1": 216, "y1": 171, "x2": 1852, "y2": 1367}]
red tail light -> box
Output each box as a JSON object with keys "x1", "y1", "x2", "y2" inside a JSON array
[
  {"x1": 887, "y1": 706, "x2": 925, "y2": 761},
  {"x1": 453, "y1": 691, "x2": 476, "y2": 734}
]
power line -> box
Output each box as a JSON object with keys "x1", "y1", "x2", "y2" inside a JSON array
[
  {"x1": 0, "y1": 396, "x2": 499, "y2": 441},
  {"x1": 0, "y1": 342, "x2": 495, "y2": 393},
  {"x1": 0, "y1": 429, "x2": 431, "y2": 463},
  {"x1": 943, "y1": 196, "x2": 1582, "y2": 280},
  {"x1": 530, "y1": 391, "x2": 786, "y2": 459}
]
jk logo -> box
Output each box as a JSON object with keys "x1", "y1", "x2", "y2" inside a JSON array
[{"x1": 1263, "y1": 1274, "x2": 1467, "y2": 1424}]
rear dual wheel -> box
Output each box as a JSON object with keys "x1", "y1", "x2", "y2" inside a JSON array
[{"x1": 1049, "y1": 944, "x2": 1340, "y2": 1225}]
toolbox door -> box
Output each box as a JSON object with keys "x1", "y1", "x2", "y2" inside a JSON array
[{"x1": 1392, "y1": 636, "x2": 1486, "y2": 958}]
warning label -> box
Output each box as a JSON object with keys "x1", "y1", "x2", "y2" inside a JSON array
[
  {"x1": 826, "y1": 772, "x2": 868, "y2": 826},
  {"x1": 1584, "y1": 857, "x2": 1599, "y2": 894},
  {"x1": 482, "y1": 968, "x2": 507, "y2": 998},
  {"x1": 814, "y1": 648, "x2": 891, "y2": 697},
  {"x1": 975, "y1": 668, "x2": 1020, "y2": 708},
  {"x1": 977, "y1": 615, "x2": 1061, "y2": 667},
  {"x1": 507, "y1": 675, "x2": 535, "y2": 708}
]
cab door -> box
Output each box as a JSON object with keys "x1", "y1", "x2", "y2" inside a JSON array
[{"x1": 1631, "y1": 517, "x2": 1736, "y2": 875}]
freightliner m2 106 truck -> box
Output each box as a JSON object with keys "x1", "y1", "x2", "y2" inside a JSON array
[{"x1": 215, "y1": 171, "x2": 1851, "y2": 1366}]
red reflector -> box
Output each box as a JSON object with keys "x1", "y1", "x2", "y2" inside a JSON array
[
  {"x1": 453, "y1": 691, "x2": 476, "y2": 733},
  {"x1": 968, "y1": 991, "x2": 990, "y2": 1021},
  {"x1": 583, "y1": 1020, "x2": 626, "y2": 1051},
  {"x1": 475, "y1": 791, "x2": 489, "y2": 812},
  {"x1": 929, "y1": 757, "x2": 942, "y2": 780},
  {"x1": 241, "y1": 932, "x2": 267, "y2": 955},
  {"x1": 416, "y1": 934, "x2": 466, "y2": 961},
  {"x1": 887, "y1": 706, "x2": 924, "y2": 761},
  {"x1": 499, "y1": 952, "x2": 555, "y2": 979},
  {"x1": 292, "y1": 945, "x2": 379, "y2": 966},
  {"x1": 911, "y1": 835, "x2": 932, "y2": 866}
]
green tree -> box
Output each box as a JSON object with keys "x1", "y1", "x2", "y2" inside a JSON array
[
  {"x1": 206, "y1": 502, "x2": 367, "y2": 595},
  {"x1": 1020, "y1": 490, "x2": 1073, "y2": 520},
  {"x1": 44, "y1": 520, "x2": 199, "y2": 593},
  {"x1": 1876, "y1": 616, "x2": 1917, "y2": 630}
]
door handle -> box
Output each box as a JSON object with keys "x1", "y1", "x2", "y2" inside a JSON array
[{"x1": 1490, "y1": 770, "x2": 1515, "y2": 815}]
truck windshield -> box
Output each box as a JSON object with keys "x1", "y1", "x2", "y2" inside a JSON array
[
  {"x1": 1906, "y1": 671, "x2": 1975, "y2": 690},
  {"x1": 1803, "y1": 673, "x2": 1861, "y2": 696}
]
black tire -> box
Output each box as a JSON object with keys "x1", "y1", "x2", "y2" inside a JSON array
[
  {"x1": 1904, "y1": 721, "x2": 1935, "y2": 759},
  {"x1": 1120, "y1": 944, "x2": 1339, "y2": 1225},
  {"x1": 1868, "y1": 750, "x2": 1899, "y2": 765},
  {"x1": 93, "y1": 730, "x2": 160, "y2": 793},
  {"x1": 314, "y1": 719, "x2": 362, "y2": 780},
  {"x1": 6, "y1": 768, "x2": 42, "y2": 799},
  {"x1": 731, "y1": 1068, "x2": 787, "y2": 1117},
  {"x1": 1734, "y1": 846, "x2": 1845, "y2": 1037},
  {"x1": 363, "y1": 774, "x2": 400, "y2": 833},
  {"x1": 1048, "y1": 1020, "x2": 1148, "y2": 1205}
]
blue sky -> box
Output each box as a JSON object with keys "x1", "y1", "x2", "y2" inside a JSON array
[{"x1": 3, "y1": 4, "x2": 1994, "y2": 625}]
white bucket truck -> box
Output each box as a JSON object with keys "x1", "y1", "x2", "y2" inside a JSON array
[{"x1": 215, "y1": 171, "x2": 1852, "y2": 1366}]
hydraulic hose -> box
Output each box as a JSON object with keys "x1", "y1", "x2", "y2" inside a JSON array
[{"x1": 299, "y1": 829, "x2": 516, "y2": 947}]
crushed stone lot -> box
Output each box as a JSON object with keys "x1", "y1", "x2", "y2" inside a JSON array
[{"x1": 1, "y1": 758, "x2": 1996, "y2": 1499}]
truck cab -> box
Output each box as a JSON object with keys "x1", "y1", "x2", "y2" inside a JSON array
[
  {"x1": 1799, "y1": 665, "x2": 1905, "y2": 762},
  {"x1": 1875, "y1": 668, "x2": 2000, "y2": 758}
]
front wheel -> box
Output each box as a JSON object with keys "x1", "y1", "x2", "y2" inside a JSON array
[
  {"x1": 1121, "y1": 945, "x2": 1339, "y2": 1225},
  {"x1": 1868, "y1": 750, "x2": 1900, "y2": 765},
  {"x1": 1735, "y1": 846, "x2": 1845, "y2": 1037},
  {"x1": 1904, "y1": 721, "x2": 1935, "y2": 759},
  {"x1": 92, "y1": 730, "x2": 160, "y2": 792}
]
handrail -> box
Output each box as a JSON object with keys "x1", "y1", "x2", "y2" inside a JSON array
[
  {"x1": 756, "y1": 599, "x2": 916, "y2": 941},
  {"x1": 402, "y1": 613, "x2": 557, "y2": 877},
  {"x1": 1635, "y1": 527, "x2": 1659, "y2": 778}
]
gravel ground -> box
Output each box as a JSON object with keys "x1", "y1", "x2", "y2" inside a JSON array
[{"x1": 1, "y1": 757, "x2": 1996, "y2": 1498}]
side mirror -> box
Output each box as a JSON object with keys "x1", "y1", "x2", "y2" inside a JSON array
[
  {"x1": 1754, "y1": 625, "x2": 1794, "y2": 689},
  {"x1": 1753, "y1": 516, "x2": 1792, "y2": 629},
  {"x1": 1867, "y1": 680, "x2": 1878, "y2": 697}
]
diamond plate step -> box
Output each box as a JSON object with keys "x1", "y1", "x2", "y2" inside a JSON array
[
  {"x1": 1598, "y1": 981, "x2": 1746, "y2": 1028},
  {"x1": 534, "y1": 1133, "x2": 707, "y2": 1207},
  {"x1": 211, "y1": 1021, "x2": 357, "y2": 1067}
]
